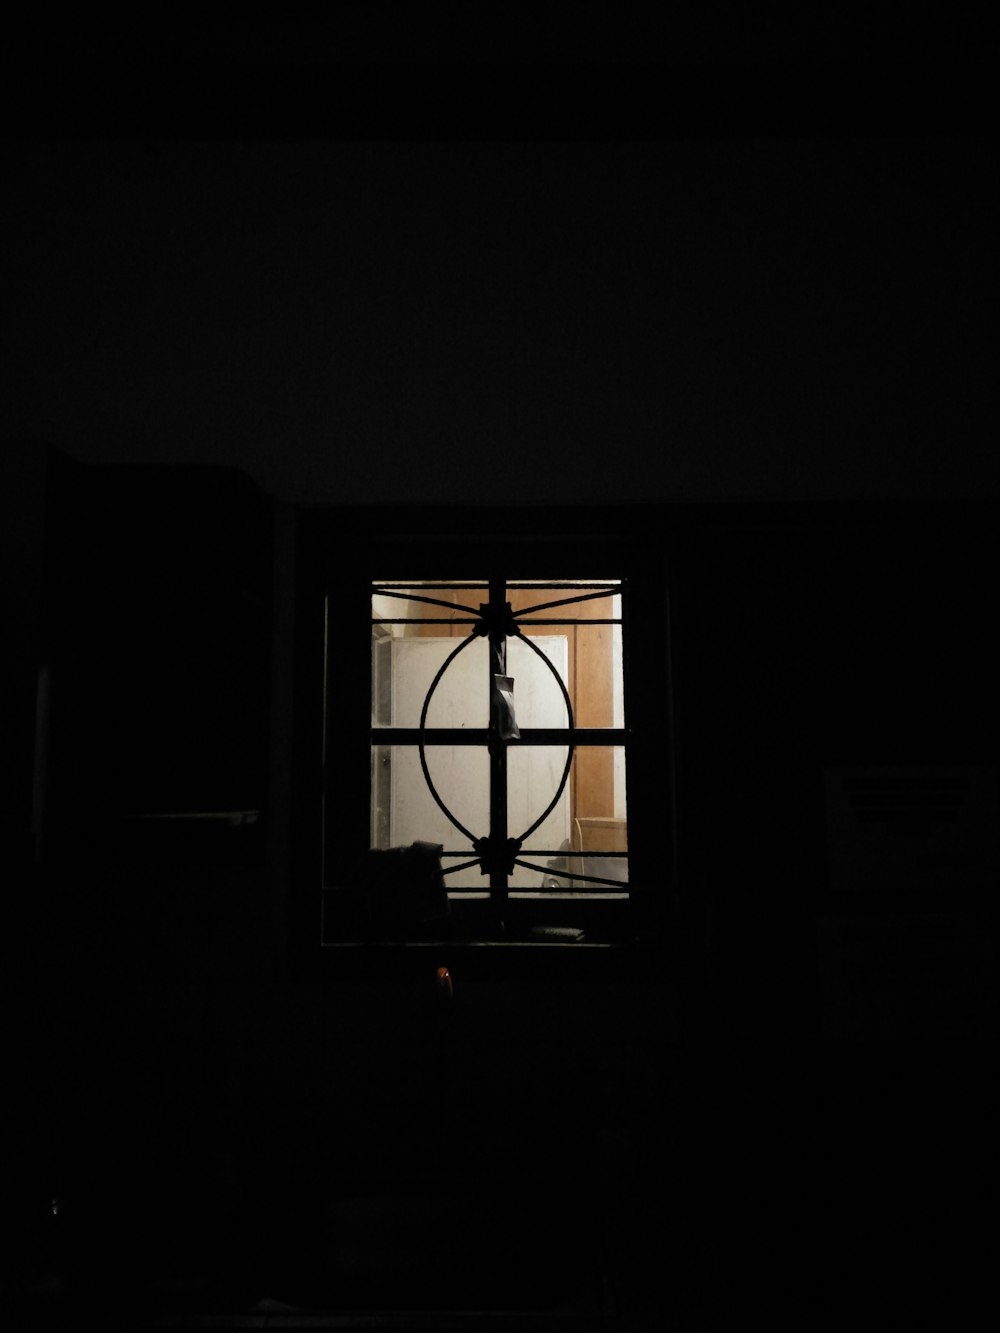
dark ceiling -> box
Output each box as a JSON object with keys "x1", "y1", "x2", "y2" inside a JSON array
[{"x1": 3, "y1": 7, "x2": 997, "y2": 140}]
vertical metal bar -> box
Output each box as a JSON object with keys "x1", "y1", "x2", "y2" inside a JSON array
[
  {"x1": 488, "y1": 574, "x2": 508, "y2": 933},
  {"x1": 320, "y1": 594, "x2": 330, "y2": 895}
]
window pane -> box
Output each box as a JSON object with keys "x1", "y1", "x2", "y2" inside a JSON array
[
  {"x1": 517, "y1": 620, "x2": 625, "y2": 731},
  {"x1": 508, "y1": 746, "x2": 628, "y2": 890},
  {"x1": 504, "y1": 634, "x2": 571, "y2": 728},
  {"x1": 371, "y1": 743, "x2": 488, "y2": 853},
  {"x1": 511, "y1": 587, "x2": 622, "y2": 622},
  {"x1": 507, "y1": 744, "x2": 572, "y2": 875},
  {"x1": 371, "y1": 582, "x2": 485, "y2": 637},
  {"x1": 372, "y1": 634, "x2": 489, "y2": 729},
  {"x1": 509, "y1": 617, "x2": 624, "y2": 738}
]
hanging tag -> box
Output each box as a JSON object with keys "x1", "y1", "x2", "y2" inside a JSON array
[{"x1": 493, "y1": 674, "x2": 520, "y2": 740}]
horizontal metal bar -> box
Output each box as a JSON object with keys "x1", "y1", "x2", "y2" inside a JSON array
[
  {"x1": 510, "y1": 727, "x2": 628, "y2": 745},
  {"x1": 371, "y1": 617, "x2": 623, "y2": 625},
  {"x1": 372, "y1": 729, "x2": 489, "y2": 744},
  {"x1": 443, "y1": 890, "x2": 628, "y2": 901},
  {"x1": 508, "y1": 891, "x2": 629, "y2": 901},
  {"x1": 322, "y1": 942, "x2": 621, "y2": 952},
  {"x1": 371, "y1": 728, "x2": 629, "y2": 745},
  {"x1": 371, "y1": 582, "x2": 622, "y2": 591},
  {"x1": 365, "y1": 848, "x2": 628, "y2": 860}
]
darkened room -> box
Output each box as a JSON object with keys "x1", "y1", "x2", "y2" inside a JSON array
[{"x1": 2, "y1": 8, "x2": 998, "y2": 1330}]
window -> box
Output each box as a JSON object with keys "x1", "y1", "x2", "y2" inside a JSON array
[
  {"x1": 292, "y1": 511, "x2": 672, "y2": 959},
  {"x1": 365, "y1": 577, "x2": 629, "y2": 942}
]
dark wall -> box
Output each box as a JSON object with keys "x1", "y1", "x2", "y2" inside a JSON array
[
  {"x1": 4, "y1": 467, "x2": 997, "y2": 1322},
  {"x1": 668, "y1": 505, "x2": 999, "y2": 1320},
  {"x1": 0, "y1": 446, "x2": 47, "y2": 903},
  {"x1": 3, "y1": 132, "x2": 996, "y2": 505}
]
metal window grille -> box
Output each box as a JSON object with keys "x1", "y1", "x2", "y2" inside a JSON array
[{"x1": 370, "y1": 578, "x2": 630, "y2": 924}]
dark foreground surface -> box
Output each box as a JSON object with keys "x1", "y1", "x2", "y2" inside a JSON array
[{"x1": 4, "y1": 1038, "x2": 994, "y2": 1331}]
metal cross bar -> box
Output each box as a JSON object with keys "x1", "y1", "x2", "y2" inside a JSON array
[{"x1": 372, "y1": 728, "x2": 627, "y2": 745}]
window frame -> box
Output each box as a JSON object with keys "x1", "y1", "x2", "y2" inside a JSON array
[{"x1": 290, "y1": 506, "x2": 674, "y2": 977}]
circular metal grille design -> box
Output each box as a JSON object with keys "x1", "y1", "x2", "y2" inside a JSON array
[
  {"x1": 416, "y1": 626, "x2": 576, "y2": 855},
  {"x1": 370, "y1": 581, "x2": 628, "y2": 891}
]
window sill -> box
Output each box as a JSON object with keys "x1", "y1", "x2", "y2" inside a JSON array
[{"x1": 312, "y1": 936, "x2": 659, "y2": 984}]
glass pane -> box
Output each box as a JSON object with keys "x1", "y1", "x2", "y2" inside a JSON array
[
  {"x1": 511, "y1": 587, "x2": 622, "y2": 622},
  {"x1": 371, "y1": 634, "x2": 489, "y2": 729},
  {"x1": 506, "y1": 620, "x2": 624, "y2": 732},
  {"x1": 507, "y1": 746, "x2": 628, "y2": 890},
  {"x1": 371, "y1": 582, "x2": 485, "y2": 636},
  {"x1": 507, "y1": 744, "x2": 572, "y2": 861},
  {"x1": 512, "y1": 856, "x2": 629, "y2": 892},
  {"x1": 371, "y1": 743, "x2": 488, "y2": 853}
]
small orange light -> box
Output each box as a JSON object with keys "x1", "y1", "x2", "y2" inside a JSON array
[{"x1": 435, "y1": 965, "x2": 454, "y2": 999}]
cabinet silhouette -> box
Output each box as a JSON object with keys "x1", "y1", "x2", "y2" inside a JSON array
[{"x1": 42, "y1": 457, "x2": 272, "y2": 866}]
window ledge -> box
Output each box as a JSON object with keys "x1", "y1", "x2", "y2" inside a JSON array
[{"x1": 312, "y1": 937, "x2": 659, "y2": 983}]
